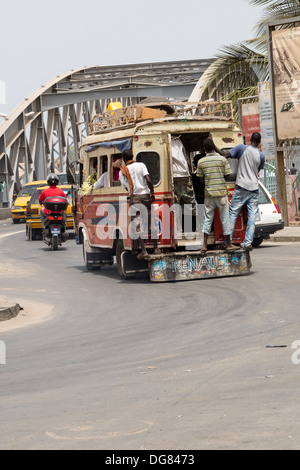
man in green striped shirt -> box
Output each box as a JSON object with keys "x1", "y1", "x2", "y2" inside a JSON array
[{"x1": 196, "y1": 137, "x2": 239, "y2": 253}]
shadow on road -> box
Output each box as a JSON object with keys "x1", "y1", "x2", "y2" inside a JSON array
[{"x1": 70, "y1": 263, "x2": 153, "y2": 285}]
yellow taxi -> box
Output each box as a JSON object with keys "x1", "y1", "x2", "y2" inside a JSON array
[
  {"x1": 25, "y1": 185, "x2": 74, "y2": 240},
  {"x1": 11, "y1": 180, "x2": 47, "y2": 223}
]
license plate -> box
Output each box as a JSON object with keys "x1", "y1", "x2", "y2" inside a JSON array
[{"x1": 51, "y1": 227, "x2": 61, "y2": 234}]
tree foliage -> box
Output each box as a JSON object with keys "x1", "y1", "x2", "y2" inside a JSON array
[{"x1": 201, "y1": 0, "x2": 300, "y2": 109}]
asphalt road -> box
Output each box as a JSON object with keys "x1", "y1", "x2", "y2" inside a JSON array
[{"x1": 1, "y1": 219, "x2": 300, "y2": 450}]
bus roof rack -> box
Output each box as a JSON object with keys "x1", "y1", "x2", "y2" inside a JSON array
[{"x1": 89, "y1": 101, "x2": 234, "y2": 134}]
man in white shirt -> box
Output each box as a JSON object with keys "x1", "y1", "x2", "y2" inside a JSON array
[
  {"x1": 171, "y1": 136, "x2": 197, "y2": 232},
  {"x1": 172, "y1": 137, "x2": 191, "y2": 178},
  {"x1": 120, "y1": 150, "x2": 161, "y2": 259},
  {"x1": 93, "y1": 171, "x2": 108, "y2": 190},
  {"x1": 119, "y1": 160, "x2": 151, "y2": 196}
]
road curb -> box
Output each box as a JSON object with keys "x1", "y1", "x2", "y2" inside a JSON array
[
  {"x1": 269, "y1": 237, "x2": 300, "y2": 242},
  {"x1": 0, "y1": 304, "x2": 23, "y2": 322},
  {"x1": 0, "y1": 209, "x2": 11, "y2": 220}
]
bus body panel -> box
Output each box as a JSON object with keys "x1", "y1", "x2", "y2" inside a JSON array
[{"x1": 74, "y1": 102, "x2": 248, "y2": 279}]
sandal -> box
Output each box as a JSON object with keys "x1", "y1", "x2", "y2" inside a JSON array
[{"x1": 226, "y1": 245, "x2": 240, "y2": 252}]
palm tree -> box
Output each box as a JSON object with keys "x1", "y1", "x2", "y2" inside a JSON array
[
  {"x1": 252, "y1": 0, "x2": 300, "y2": 37},
  {"x1": 192, "y1": 0, "x2": 300, "y2": 224},
  {"x1": 193, "y1": 0, "x2": 300, "y2": 110}
]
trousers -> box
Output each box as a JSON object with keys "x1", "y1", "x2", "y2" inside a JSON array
[
  {"x1": 229, "y1": 187, "x2": 258, "y2": 247},
  {"x1": 203, "y1": 195, "x2": 231, "y2": 236}
]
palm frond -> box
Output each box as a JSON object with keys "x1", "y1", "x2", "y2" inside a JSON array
[
  {"x1": 250, "y1": 0, "x2": 300, "y2": 36},
  {"x1": 207, "y1": 42, "x2": 269, "y2": 85},
  {"x1": 245, "y1": 36, "x2": 268, "y2": 54},
  {"x1": 199, "y1": 0, "x2": 300, "y2": 107},
  {"x1": 223, "y1": 87, "x2": 259, "y2": 121}
]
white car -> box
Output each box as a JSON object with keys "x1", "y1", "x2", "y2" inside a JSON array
[{"x1": 254, "y1": 181, "x2": 284, "y2": 247}]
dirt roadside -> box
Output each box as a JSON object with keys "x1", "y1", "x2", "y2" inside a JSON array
[{"x1": 0, "y1": 296, "x2": 54, "y2": 333}]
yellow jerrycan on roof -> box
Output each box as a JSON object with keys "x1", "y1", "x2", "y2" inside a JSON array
[{"x1": 106, "y1": 102, "x2": 123, "y2": 114}]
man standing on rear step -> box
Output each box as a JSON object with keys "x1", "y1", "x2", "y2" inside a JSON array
[
  {"x1": 196, "y1": 137, "x2": 239, "y2": 254},
  {"x1": 120, "y1": 149, "x2": 162, "y2": 259},
  {"x1": 171, "y1": 135, "x2": 198, "y2": 233},
  {"x1": 219, "y1": 132, "x2": 265, "y2": 251}
]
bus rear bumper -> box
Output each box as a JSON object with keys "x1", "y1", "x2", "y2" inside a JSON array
[{"x1": 147, "y1": 248, "x2": 251, "y2": 282}]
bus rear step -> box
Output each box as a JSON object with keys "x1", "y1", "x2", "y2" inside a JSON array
[{"x1": 146, "y1": 248, "x2": 251, "y2": 282}]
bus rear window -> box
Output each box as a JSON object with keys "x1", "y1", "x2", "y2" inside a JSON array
[
  {"x1": 258, "y1": 185, "x2": 271, "y2": 205},
  {"x1": 136, "y1": 151, "x2": 160, "y2": 186}
]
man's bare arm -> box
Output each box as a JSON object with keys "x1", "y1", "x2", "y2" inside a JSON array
[{"x1": 214, "y1": 145, "x2": 231, "y2": 158}]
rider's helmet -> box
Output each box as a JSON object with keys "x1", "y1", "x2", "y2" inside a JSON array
[{"x1": 47, "y1": 173, "x2": 60, "y2": 187}]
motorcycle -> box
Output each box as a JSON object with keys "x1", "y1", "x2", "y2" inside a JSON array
[{"x1": 42, "y1": 196, "x2": 69, "y2": 251}]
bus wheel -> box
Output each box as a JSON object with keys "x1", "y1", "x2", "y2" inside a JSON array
[
  {"x1": 116, "y1": 239, "x2": 135, "y2": 280},
  {"x1": 28, "y1": 227, "x2": 37, "y2": 241},
  {"x1": 83, "y1": 233, "x2": 101, "y2": 271},
  {"x1": 252, "y1": 236, "x2": 264, "y2": 248}
]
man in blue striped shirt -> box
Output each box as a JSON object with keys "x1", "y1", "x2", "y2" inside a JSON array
[{"x1": 197, "y1": 137, "x2": 239, "y2": 253}]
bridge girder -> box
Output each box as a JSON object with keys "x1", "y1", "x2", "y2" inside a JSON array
[{"x1": 0, "y1": 59, "x2": 215, "y2": 206}]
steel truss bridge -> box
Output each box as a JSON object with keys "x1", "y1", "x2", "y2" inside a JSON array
[{"x1": 0, "y1": 58, "x2": 258, "y2": 207}]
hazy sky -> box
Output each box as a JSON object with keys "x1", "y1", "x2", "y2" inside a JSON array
[{"x1": 0, "y1": 0, "x2": 264, "y2": 116}]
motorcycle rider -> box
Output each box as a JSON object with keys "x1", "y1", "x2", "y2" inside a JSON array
[{"x1": 39, "y1": 173, "x2": 68, "y2": 230}]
